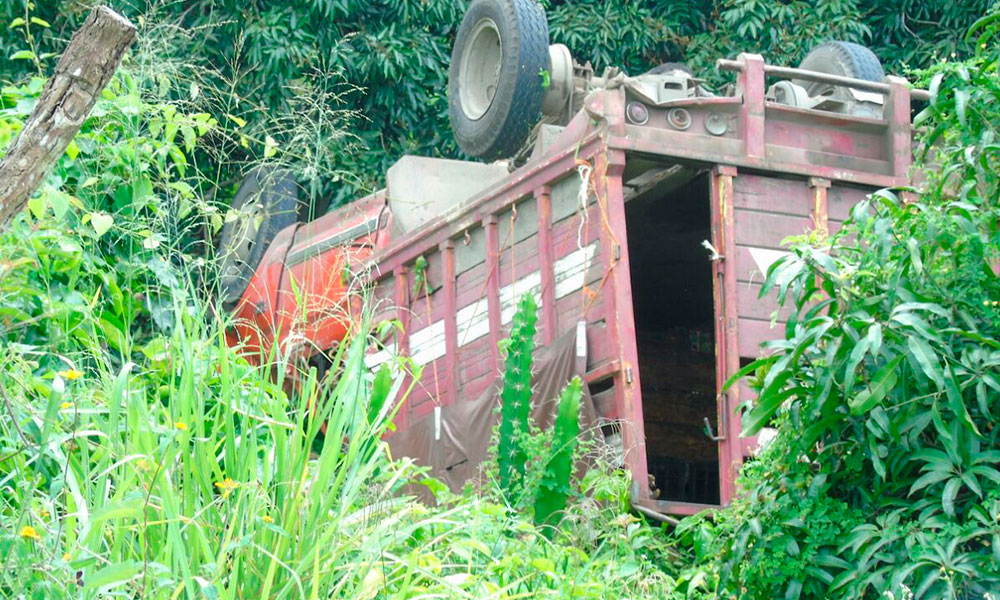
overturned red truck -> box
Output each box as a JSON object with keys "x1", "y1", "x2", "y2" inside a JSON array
[{"x1": 217, "y1": 0, "x2": 927, "y2": 516}]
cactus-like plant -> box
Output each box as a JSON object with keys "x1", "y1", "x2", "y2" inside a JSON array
[
  {"x1": 534, "y1": 377, "x2": 582, "y2": 536},
  {"x1": 497, "y1": 293, "x2": 537, "y2": 496}
]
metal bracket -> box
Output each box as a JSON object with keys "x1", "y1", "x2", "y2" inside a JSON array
[{"x1": 704, "y1": 393, "x2": 728, "y2": 441}]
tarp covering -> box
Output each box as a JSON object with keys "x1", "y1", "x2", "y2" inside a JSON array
[{"x1": 386, "y1": 328, "x2": 599, "y2": 496}]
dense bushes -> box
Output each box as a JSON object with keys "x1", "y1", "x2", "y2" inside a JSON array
[
  {"x1": 670, "y1": 12, "x2": 1000, "y2": 600},
  {"x1": 0, "y1": 0, "x2": 988, "y2": 208}
]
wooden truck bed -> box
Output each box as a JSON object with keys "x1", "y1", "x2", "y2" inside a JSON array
[{"x1": 230, "y1": 53, "x2": 920, "y2": 516}]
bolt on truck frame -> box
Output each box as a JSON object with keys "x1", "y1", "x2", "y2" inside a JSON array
[{"x1": 219, "y1": 0, "x2": 928, "y2": 516}]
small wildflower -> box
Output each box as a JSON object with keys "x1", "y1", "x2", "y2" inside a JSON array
[
  {"x1": 214, "y1": 477, "x2": 239, "y2": 499},
  {"x1": 261, "y1": 515, "x2": 274, "y2": 524},
  {"x1": 136, "y1": 458, "x2": 152, "y2": 472},
  {"x1": 58, "y1": 369, "x2": 84, "y2": 381},
  {"x1": 174, "y1": 421, "x2": 188, "y2": 431},
  {"x1": 39, "y1": 509, "x2": 50, "y2": 519},
  {"x1": 61, "y1": 552, "x2": 70, "y2": 562},
  {"x1": 19, "y1": 525, "x2": 40, "y2": 540},
  {"x1": 60, "y1": 402, "x2": 73, "y2": 410}
]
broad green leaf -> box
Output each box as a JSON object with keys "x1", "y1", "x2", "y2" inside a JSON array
[
  {"x1": 743, "y1": 385, "x2": 803, "y2": 436},
  {"x1": 89, "y1": 212, "x2": 114, "y2": 237},
  {"x1": 906, "y1": 336, "x2": 944, "y2": 388},
  {"x1": 91, "y1": 496, "x2": 145, "y2": 526},
  {"x1": 942, "y1": 477, "x2": 961, "y2": 516},
  {"x1": 264, "y1": 135, "x2": 278, "y2": 158},
  {"x1": 909, "y1": 468, "x2": 951, "y2": 495},
  {"x1": 65, "y1": 139, "x2": 80, "y2": 161},
  {"x1": 849, "y1": 356, "x2": 902, "y2": 415},
  {"x1": 83, "y1": 561, "x2": 142, "y2": 590}
]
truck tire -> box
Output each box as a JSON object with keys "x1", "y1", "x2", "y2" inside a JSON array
[
  {"x1": 794, "y1": 41, "x2": 885, "y2": 117},
  {"x1": 215, "y1": 167, "x2": 298, "y2": 310},
  {"x1": 797, "y1": 41, "x2": 884, "y2": 86},
  {"x1": 449, "y1": 0, "x2": 549, "y2": 161}
]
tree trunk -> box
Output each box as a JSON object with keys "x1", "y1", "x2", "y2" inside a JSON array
[{"x1": 0, "y1": 7, "x2": 136, "y2": 230}]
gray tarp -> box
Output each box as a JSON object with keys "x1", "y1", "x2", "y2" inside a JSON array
[{"x1": 386, "y1": 328, "x2": 599, "y2": 496}]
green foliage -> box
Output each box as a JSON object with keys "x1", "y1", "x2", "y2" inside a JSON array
[
  {"x1": 683, "y1": 0, "x2": 870, "y2": 80},
  {"x1": 0, "y1": 65, "x2": 219, "y2": 367},
  {"x1": 682, "y1": 11, "x2": 1000, "y2": 600},
  {"x1": 0, "y1": 49, "x2": 681, "y2": 599},
  {"x1": 0, "y1": 1, "x2": 987, "y2": 212},
  {"x1": 533, "y1": 376, "x2": 582, "y2": 535},
  {"x1": 497, "y1": 293, "x2": 538, "y2": 496}
]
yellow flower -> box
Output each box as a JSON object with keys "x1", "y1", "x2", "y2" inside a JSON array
[
  {"x1": 174, "y1": 421, "x2": 188, "y2": 431},
  {"x1": 61, "y1": 553, "x2": 71, "y2": 562},
  {"x1": 136, "y1": 458, "x2": 152, "y2": 472},
  {"x1": 261, "y1": 515, "x2": 274, "y2": 524},
  {"x1": 214, "y1": 477, "x2": 239, "y2": 499},
  {"x1": 60, "y1": 402, "x2": 73, "y2": 410},
  {"x1": 58, "y1": 369, "x2": 84, "y2": 381},
  {"x1": 39, "y1": 509, "x2": 50, "y2": 519},
  {"x1": 19, "y1": 525, "x2": 40, "y2": 540}
]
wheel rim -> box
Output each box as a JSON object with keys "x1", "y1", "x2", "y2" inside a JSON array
[{"x1": 459, "y1": 18, "x2": 503, "y2": 121}]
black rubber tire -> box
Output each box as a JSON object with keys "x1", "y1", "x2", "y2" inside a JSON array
[
  {"x1": 215, "y1": 167, "x2": 298, "y2": 310},
  {"x1": 795, "y1": 41, "x2": 885, "y2": 93},
  {"x1": 645, "y1": 62, "x2": 692, "y2": 76},
  {"x1": 448, "y1": 0, "x2": 550, "y2": 161}
]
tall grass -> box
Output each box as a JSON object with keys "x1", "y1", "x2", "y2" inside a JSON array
[
  {"x1": 2, "y1": 274, "x2": 422, "y2": 597},
  {"x1": 0, "y1": 270, "x2": 679, "y2": 598}
]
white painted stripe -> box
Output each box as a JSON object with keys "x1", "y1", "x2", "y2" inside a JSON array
[
  {"x1": 748, "y1": 247, "x2": 790, "y2": 277},
  {"x1": 554, "y1": 243, "x2": 597, "y2": 300},
  {"x1": 409, "y1": 320, "x2": 445, "y2": 366},
  {"x1": 455, "y1": 243, "x2": 597, "y2": 347},
  {"x1": 364, "y1": 344, "x2": 395, "y2": 369},
  {"x1": 382, "y1": 242, "x2": 600, "y2": 363},
  {"x1": 499, "y1": 271, "x2": 542, "y2": 325},
  {"x1": 456, "y1": 301, "x2": 490, "y2": 347}
]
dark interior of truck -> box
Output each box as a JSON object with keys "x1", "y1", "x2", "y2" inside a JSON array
[{"x1": 624, "y1": 167, "x2": 720, "y2": 505}]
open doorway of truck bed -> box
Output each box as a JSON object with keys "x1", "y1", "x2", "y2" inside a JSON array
[{"x1": 624, "y1": 165, "x2": 719, "y2": 506}]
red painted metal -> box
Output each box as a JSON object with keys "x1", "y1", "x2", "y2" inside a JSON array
[
  {"x1": 393, "y1": 266, "x2": 410, "y2": 430},
  {"x1": 441, "y1": 240, "x2": 458, "y2": 407},
  {"x1": 485, "y1": 215, "x2": 502, "y2": 374},
  {"x1": 536, "y1": 186, "x2": 557, "y2": 345},
  {"x1": 738, "y1": 54, "x2": 767, "y2": 159},
  {"x1": 710, "y1": 165, "x2": 742, "y2": 505},
  {"x1": 886, "y1": 76, "x2": 914, "y2": 179},
  {"x1": 224, "y1": 53, "x2": 920, "y2": 515},
  {"x1": 809, "y1": 177, "x2": 831, "y2": 237}
]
